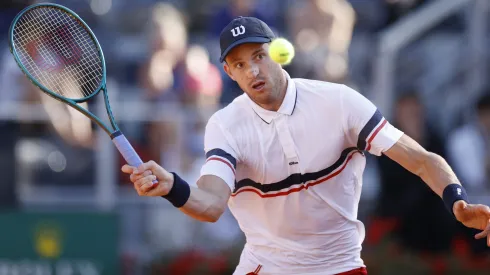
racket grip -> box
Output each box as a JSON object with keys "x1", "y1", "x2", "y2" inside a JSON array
[{"x1": 112, "y1": 131, "x2": 157, "y2": 185}]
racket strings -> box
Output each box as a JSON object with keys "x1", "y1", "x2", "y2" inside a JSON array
[
  {"x1": 12, "y1": 7, "x2": 103, "y2": 100},
  {"x1": 36, "y1": 8, "x2": 101, "y2": 98},
  {"x1": 29, "y1": 8, "x2": 102, "y2": 97},
  {"x1": 17, "y1": 11, "x2": 78, "y2": 98},
  {"x1": 16, "y1": 11, "x2": 97, "y2": 100},
  {"x1": 17, "y1": 11, "x2": 81, "y2": 98}
]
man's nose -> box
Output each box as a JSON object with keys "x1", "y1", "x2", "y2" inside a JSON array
[{"x1": 247, "y1": 63, "x2": 259, "y2": 79}]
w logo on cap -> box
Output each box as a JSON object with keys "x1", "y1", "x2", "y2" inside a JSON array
[
  {"x1": 219, "y1": 17, "x2": 275, "y2": 62},
  {"x1": 231, "y1": 25, "x2": 246, "y2": 37}
]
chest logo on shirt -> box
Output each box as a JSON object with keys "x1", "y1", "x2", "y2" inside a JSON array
[{"x1": 289, "y1": 161, "x2": 298, "y2": 166}]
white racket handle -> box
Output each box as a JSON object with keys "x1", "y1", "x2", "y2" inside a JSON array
[{"x1": 112, "y1": 131, "x2": 157, "y2": 185}]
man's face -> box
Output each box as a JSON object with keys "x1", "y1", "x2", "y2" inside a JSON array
[
  {"x1": 223, "y1": 43, "x2": 285, "y2": 108},
  {"x1": 479, "y1": 108, "x2": 490, "y2": 133},
  {"x1": 231, "y1": 0, "x2": 256, "y2": 14},
  {"x1": 394, "y1": 96, "x2": 424, "y2": 140}
]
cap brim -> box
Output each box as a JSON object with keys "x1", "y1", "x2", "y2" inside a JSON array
[{"x1": 220, "y1": 37, "x2": 272, "y2": 63}]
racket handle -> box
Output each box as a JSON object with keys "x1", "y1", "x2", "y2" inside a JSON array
[{"x1": 111, "y1": 131, "x2": 157, "y2": 185}]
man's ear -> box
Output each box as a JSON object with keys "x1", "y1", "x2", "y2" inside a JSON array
[{"x1": 223, "y1": 62, "x2": 236, "y2": 81}]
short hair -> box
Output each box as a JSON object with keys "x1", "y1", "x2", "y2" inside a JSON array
[
  {"x1": 396, "y1": 90, "x2": 420, "y2": 104},
  {"x1": 476, "y1": 92, "x2": 490, "y2": 113}
]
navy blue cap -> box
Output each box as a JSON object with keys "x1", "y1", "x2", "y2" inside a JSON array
[{"x1": 219, "y1": 17, "x2": 275, "y2": 63}]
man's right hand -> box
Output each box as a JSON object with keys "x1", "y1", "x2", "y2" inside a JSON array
[
  {"x1": 121, "y1": 161, "x2": 174, "y2": 197},
  {"x1": 123, "y1": 161, "x2": 231, "y2": 222}
]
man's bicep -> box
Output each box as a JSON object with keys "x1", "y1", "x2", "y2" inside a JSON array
[
  {"x1": 383, "y1": 134, "x2": 429, "y2": 176},
  {"x1": 341, "y1": 85, "x2": 379, "y2": 138},
  {"x1": 197, "y1": 175, "x2": 232, "y2": 202},
  {"x1": 341, "y1": 85, "x2": 403, "y2": 155},
  {"x1": 201, "y1": 119, "x2": 238, "y2": 190}
]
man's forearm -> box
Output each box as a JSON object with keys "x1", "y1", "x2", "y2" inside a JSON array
[
  {"x1": 419, "y1": 152, "x2": 461, "y2": 197},
  {"x1": 163, "y1": 174, "x2": 230, "y2": 223},
  {"x1": 384, "y1": 134, "x2": 469, "y2": 215},
  {"x1": 179, "y1": 186, "x2": 227, "y2": 222}
]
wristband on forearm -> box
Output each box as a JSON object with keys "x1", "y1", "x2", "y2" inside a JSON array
[
  {"x1": 442, "y1": 183, "x2": 468, "y2": 216},
  {"x1": 162, "y1": 172, "x2": 190, "y2": 208}
]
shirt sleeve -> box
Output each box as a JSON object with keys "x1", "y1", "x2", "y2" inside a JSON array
[
  {"x1": 200, "y1": 118, "x2": 238, "y2": 190},
  {"x1": 340, "y1": 85, "x2": 404, "y2": 156}
]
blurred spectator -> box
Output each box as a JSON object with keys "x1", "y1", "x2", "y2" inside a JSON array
[
  {"x1": 208, "y1": 0, "x2": 278, "y2": 38},
  {"x1": 0, "y1": 39, "x2": 55, "y2": 207},
  {"x1": 38, "y1": 93, "x2": 94, "y2": 149},
  {"x1": 373, "y1": 92, "x2": 456, "y2": 254},
  {"x1": 447, "y1": 93, "x2": 490, "y2": 194},
  {"x1": 0, "y1": 48, "x2": 23, "y2": 209},
  {"x1": 348, "y1": 0, "x2": 389, "y2": 32},
  {"x1": 18, "y1": 20, "x2": 95, "y2": 149},
  {"x1": 181, "y1": 45, "x2": 223, "y2": 172},
  {"x1": 182, "y1": 45, "x2": 223, "y2": 109},
  {"x1": 139, "y1": 3, "x2": 223, "y2": 171},
  {"x1": 286, "y1": 0, "x2": 355, "y2": 83},
  {"x1": 140, "y1": 2, "x2": 188, "y2": 102},
  {"x1": 138, "y1": 3, "x2": 189, "y2": 164},
  {"x1": 1, "y1": 0, "x2": 95, "y2": 150}
]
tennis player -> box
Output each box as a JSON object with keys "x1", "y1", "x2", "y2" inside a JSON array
[{"x1": 122, "y1": 17, "x2": 490, "y2": 275}]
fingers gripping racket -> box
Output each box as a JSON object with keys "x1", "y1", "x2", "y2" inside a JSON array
[{"x1": 9, "y1": 3, "x2": 156, "y2": 184}]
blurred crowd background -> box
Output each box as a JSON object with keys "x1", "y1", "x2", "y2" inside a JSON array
[{"x1": 0, "y1": 0, "x2": 489, "y2": 274}]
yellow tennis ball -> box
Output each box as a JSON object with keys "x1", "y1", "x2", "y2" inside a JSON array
[{"x1": 268, "y1": 38, "x2": 295, "y2": 65}]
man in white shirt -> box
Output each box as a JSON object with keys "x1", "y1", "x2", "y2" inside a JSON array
[
  {"x1": 122, "y1": 17, "x2": 490, "y2": 275},
  {"x1": 447, "y1": 94, "x2": 490, "y2": 195}
]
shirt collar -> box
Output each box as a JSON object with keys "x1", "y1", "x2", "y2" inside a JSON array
[{"x1": 247, "y1": 70, "x2": 297, "y2": 124}]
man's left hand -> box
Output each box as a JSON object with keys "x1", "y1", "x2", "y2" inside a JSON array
[{"x1": 453, "y1": 200, "x2": 490, "y2": 246}]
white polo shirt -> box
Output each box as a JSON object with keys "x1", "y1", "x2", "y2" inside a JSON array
[{"x1": 200, "y1": 71, "x2": 403, "y2": 275}]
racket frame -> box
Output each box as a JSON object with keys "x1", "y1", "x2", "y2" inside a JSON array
[
  {"x1": 8, "y1": 3, "x2": 118, "y2": 137},
  {"x1": 7, "y1": 3, "x2": 155, "y2": 184}
]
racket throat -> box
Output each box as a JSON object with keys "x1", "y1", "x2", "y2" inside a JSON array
[{"x1": 110, "y1": 130, "x2": 122, "y2": 140}]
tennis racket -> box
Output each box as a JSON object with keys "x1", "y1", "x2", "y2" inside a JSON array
[{"x1": 9, "y1": 3, "x2": 157, "y2": 185}]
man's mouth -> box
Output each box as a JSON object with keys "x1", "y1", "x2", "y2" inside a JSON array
[{"x1": 251, "y1": 81, "x2": 266, "y2": 91}]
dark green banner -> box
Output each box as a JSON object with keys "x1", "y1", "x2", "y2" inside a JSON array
[{"x1": 0, "y1": 212, "x2": 119, "y2": 275}]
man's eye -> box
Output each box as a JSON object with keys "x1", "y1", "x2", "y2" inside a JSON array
[{"x1": 236, "y1": 63, "x2": 243, "y2": 69}]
